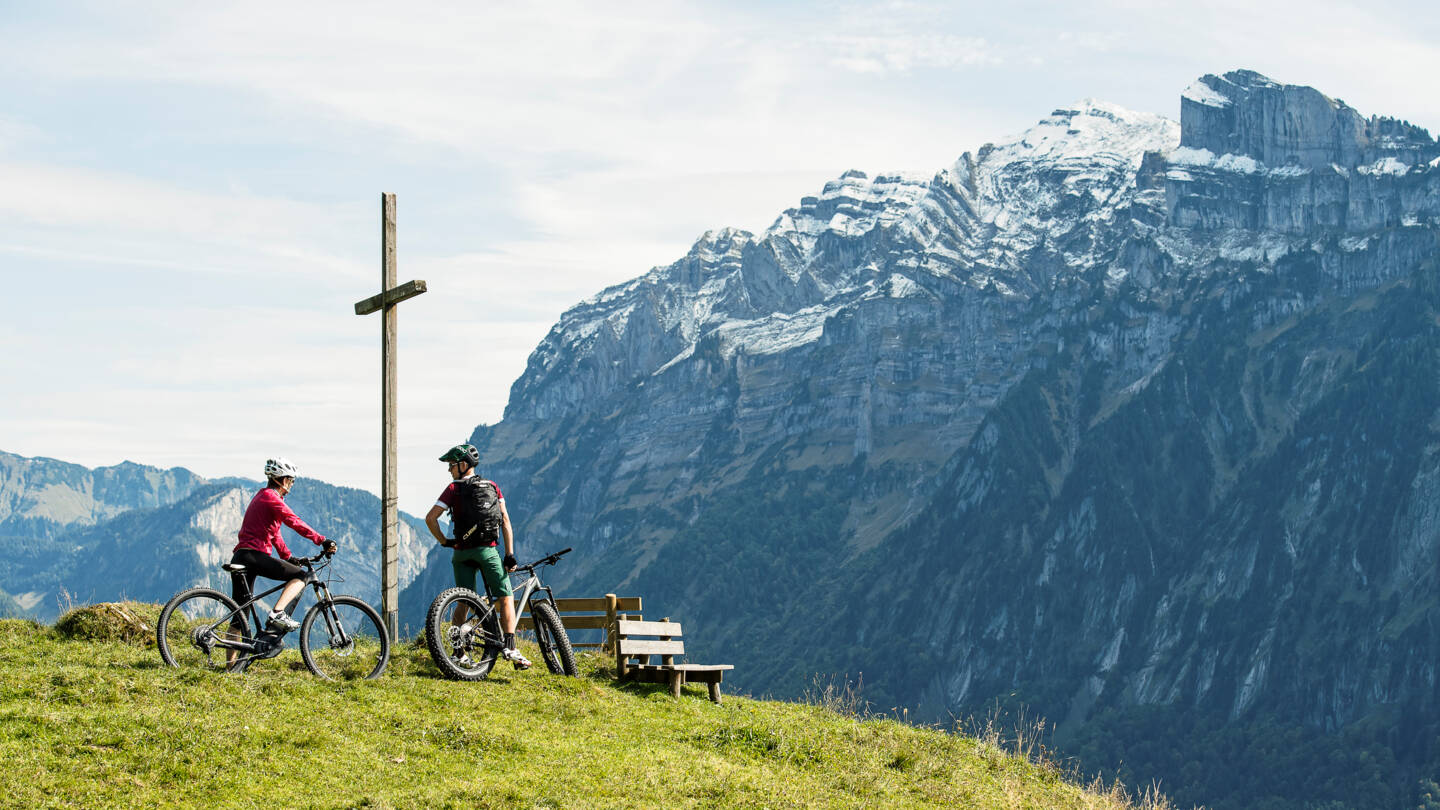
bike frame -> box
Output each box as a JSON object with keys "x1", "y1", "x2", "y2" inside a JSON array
[
  {"x1": 510, "y1": 569, "x2": 555, "y2": 612},
  {"x1": 207, "y1": 556, "x2": 342, "y2": 659},
  {"x1": 466, "y1": 552, "x2": 565, "y2": 640}
]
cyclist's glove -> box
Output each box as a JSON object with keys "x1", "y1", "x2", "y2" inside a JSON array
[
  {"x1": 322, "y1": 539, "x2": 338, "y2": 555},
  {"x1": 502, "y1": 553, "x2": 517, "y2": 570}
]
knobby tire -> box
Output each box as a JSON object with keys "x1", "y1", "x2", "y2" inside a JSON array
[
  {"x1": 299, "y1": 595, "x2": 390, "y2": 680},
  {"x1": 425, "y1": 586, "x2": 502, "y2": 681},
  {"x1": 529, "y1": 599, "x2": 578, "y2": 676},
  {"x1": 157, "y1": 588, "x2": 245, "y2": 672}
]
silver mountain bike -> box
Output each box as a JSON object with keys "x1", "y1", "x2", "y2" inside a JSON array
[{"x1": 424, "y1": 547, "x2": 578, "y2": 680}]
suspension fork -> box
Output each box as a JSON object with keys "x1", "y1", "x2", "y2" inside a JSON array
[{"x1": 309, "y1": 582, "x2": 345, "y2": 642}]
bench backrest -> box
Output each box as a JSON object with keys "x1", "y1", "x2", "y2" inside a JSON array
[{"x1": 615, "y1": 618, "x2": 684, "y2": 676}]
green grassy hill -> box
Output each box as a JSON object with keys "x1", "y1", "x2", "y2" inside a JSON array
[{"x1": 0, "y1": 605, "x2": 1175, "y2": 809}]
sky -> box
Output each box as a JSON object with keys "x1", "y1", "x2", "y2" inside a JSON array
[{"x1": 3, "y1": 0, "x2": 1437, "y2": 521}]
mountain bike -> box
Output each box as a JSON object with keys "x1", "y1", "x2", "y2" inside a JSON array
[
  {"x1": 424, "y1": 547, "x2": 577, "y2": 680},
  {"x1": 156, "y1": 551, "x2": 389, "y2": 680}
]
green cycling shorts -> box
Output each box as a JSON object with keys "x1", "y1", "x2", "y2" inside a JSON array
[{"x1": 451, "y1": 545, "x2": 513, "y2": 598}]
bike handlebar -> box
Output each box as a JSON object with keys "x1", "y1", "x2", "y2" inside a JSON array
[
  {"x1": 514, "y1": 547, "x2": 571, "y2": 573},
  {"x1": 292, "y1": 549, "x2": 336, "y2": 567}
]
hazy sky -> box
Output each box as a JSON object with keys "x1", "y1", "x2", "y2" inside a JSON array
[{"x1": 3, "y1": 0, "x2": 1437, "y2": 520}]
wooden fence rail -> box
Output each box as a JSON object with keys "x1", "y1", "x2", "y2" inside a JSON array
[{"x1": 517, "y1": 594, "x2": 642, "y2": 651}]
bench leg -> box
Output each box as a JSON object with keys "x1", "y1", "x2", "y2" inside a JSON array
[
  {"x1": 708, "y1": 681, "x2": 721, "y2": 704},
  {"x1": 669, "y1": 672, "x2": 683, "y2": 698}
]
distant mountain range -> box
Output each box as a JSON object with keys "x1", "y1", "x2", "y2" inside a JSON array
[
  {"x1": 0, "y1": 451, "x2": 433, "y2": 627},
  {"x1": 425, "y1": 70, "x2": 1439, "y2": 810}
]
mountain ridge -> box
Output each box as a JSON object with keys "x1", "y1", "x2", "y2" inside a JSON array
[
  {"x1": 0, "y1": 451, "x2": 431, "y2": 623},
  {"x1": 449, "y1": 68, "x2": 1440, "y2": 809}
]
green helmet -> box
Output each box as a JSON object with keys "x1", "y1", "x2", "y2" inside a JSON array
[{"x1": 439, "y1": 444, "x2": 480, "y2": 467}]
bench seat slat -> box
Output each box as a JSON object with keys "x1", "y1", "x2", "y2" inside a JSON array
[
  {"x1": 629, "y1": 663, "x2": 733, "y2": 672},
  {"x1": 624, "y1": 666, "x2": 730, "y2": 687}
]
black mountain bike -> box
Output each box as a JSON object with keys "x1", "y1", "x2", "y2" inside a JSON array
[
  {"x1": 424, "y1": 547, "x2": 577, "y2": 680},
  {"x1": 157, "y1": 552, "x2": 389, "y2": 680}
]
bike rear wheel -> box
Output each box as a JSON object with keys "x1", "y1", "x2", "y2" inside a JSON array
[
  {"x1": 157, "y1": 588, "x2": 246, "y2": 672},
  {"x1": 529, "y1": 599, "x2": 578, "y2": 676},
  {"x1": 425, "y1": 587, "x2": 503, "y2": 681},
  {"x1": 299, "y1": 595, "x2": 390, "y2": 680}
]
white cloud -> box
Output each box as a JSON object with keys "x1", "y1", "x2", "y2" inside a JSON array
[
  {"x1": 0, "y1": 162, "x2": 366, "y2": 278},
  {"x1": 821, "y1": 27, "x2": 1003, "y2": 74},
  {"x1": 0, "y1": 118, "x2": 42, "y2": 154}
]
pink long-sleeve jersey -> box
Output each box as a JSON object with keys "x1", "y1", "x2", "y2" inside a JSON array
[{"x1": 234, "y1": 486, "x2": 326, "y2": 559}]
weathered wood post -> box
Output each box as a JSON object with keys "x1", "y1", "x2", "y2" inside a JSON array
[
  {"x1": 659, "y1": 617, "x2": 680, "y2": 697},
  {"x1": 615, "y1": 616, "x2": 630, "y2": 681},
  {"x1": 354, "y1": 192, "x2": 427, "y2": 643},
  {"x1": 604, "y1": 593, "x2": 618, "y2": 654}
]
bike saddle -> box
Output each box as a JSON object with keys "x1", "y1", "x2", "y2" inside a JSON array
[{"x1": 222, "y1": 563, "x2": 247, "y2": 573}]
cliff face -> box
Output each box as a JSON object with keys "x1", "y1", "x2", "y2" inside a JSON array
[
  {"x1": 473, "y1": 101, "x2": 1180, "y2": 586},
  {"x1": 1170, "y1": 71, "x2": 1440, "y2": 235},
  {"x1": 1179, "y1": 70, "x2": 1436, "y2": 173}
]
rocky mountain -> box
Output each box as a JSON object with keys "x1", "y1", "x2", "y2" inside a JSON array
[
  {"x1": 0, "y1": 452, "x2": 430, "y2": 623},
  {"x1": 432, "y1": 70, "x2": 1440, "y2": 809},
  {"x1": 0, "y1": 451, "x2": 205, "y2": 530}
]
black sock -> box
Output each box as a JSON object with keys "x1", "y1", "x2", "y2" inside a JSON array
[{"x1": 504, "y1": 633, "x2": 515, "y2": 650}]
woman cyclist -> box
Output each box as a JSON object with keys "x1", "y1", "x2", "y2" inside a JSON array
[{"x1": 229, "y1": 458, "x2": 337, "y2": 648}]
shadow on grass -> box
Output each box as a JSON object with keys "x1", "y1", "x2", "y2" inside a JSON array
[
  {"x1": 605, "y1": 672, "x2": 727, "y2": 704},
  {"x1": 390, "y1": 637, "x2": 523, "y2": 684}
]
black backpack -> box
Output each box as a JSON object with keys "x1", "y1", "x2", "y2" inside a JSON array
[{"x1": 451, "y1": 478, "x2": 502, "y2": 548}]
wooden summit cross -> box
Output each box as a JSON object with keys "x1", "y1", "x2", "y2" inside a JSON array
[{"x1": 354, "y1": 192, "x2": 426, "y2": 642}]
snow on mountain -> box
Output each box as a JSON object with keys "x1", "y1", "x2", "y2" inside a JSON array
[
  {"x1": 510, "y1": 100, "x2": 1180, "y2": 423},
  {"x1": 1182, "y1": 78, "x2": 1233, "y2": 108}
]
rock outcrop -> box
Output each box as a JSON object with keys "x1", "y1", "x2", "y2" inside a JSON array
[{"x1": 1169, "y1": 70, "x2": 1440, "y2": 234}]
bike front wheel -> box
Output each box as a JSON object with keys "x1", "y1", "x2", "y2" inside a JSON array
[
  {"x1": 425, "y1": 587, "x2": 503, "y2": 681},
  {"x1": 529, "y1": 599, "x2": 578, "y2": 676},
  {"x1": 157, "y1": 588, "x2": 246, "y2": 672},
  {"x1": 299, "y1": 596, "x2": 390, "y2": 680}
]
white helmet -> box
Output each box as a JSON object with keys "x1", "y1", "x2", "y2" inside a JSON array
[{"x1": 264, "y1": 457, "x2": 299, "y2": 480}]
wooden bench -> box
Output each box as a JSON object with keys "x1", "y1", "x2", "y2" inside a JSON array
[
  {"x1": 517, "y1": 594, "x2": 642, "y2": 652},
  {"x1": 615, "y1": 618, "x2": 734, "y2": 704}
]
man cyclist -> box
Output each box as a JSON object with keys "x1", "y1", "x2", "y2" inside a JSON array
[
  {"x1": 229, "y1": 458, "x2": 336, "y2": 660},
  {"x1": 425, "y1": 443, "x2": 531, "y2": 670}
]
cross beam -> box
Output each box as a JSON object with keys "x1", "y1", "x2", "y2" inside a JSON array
[
  {"x1": 354, "y1": 192, "x2": 426, "y2": 643},
  {"x1": 355, "y1": 279, "x2": 427, "y2": 315}
]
